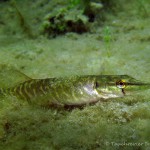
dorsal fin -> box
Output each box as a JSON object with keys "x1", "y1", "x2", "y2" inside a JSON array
[{"x1": 0, "y1": 64, "x2": 31, "y2": 89}]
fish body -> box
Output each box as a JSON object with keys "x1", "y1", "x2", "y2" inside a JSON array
[
  {"x1": 0, "y1": 74, "x2": 150, "y2": 108},
  {"x1": 1, "y1": 76, "x2": 100, "y2": 107}
]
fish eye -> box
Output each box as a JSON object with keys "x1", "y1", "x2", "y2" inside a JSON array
[{"x1": 116, "y1": 80, "x2": 126, "y2": 89}]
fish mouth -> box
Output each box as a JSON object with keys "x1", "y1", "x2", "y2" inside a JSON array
[
  {"x1": 126, "y1": 82, "x2": 150, "y2": 89},
  {"x1": 127, "y1": 82, "x2": 150, "y2": 86},
  {"x1": 123, "y1": 81, "x2": 150, "y2": 95}
]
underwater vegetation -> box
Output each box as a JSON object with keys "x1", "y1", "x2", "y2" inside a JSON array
[
  {"x1": 136, "y1": 0, "x2": 149, "y2": 18},
  {"x1": 69, "y1": 0, "x2": 83, "y2": 9},
  {"x1": 103, "y1": 26, "x2": 114, "y2": 58},
  {"x1": 0, "y1": 0, "x2": 150, "y2": 150},
  {"x1": 42, "y1": 0, "x2": 103, "y2": 37},
  {"x1": 0, "y1": 0, "x2": 149, "y2": 38},
  {"x1": 10, "y1": 0, "x2": 34, "y2": 38}
]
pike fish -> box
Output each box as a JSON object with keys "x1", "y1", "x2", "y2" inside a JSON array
[{"x1": 0, "y1": 67, "x2": 150, "y2": 109}]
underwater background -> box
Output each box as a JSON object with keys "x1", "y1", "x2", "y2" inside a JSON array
[{"x1": 0, "y1": 0, "x2": 150, "y2": 149}]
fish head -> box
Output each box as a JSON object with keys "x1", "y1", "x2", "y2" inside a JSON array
[{"x1": 95, "y1": 75, "x2": 150, "y2": 99}]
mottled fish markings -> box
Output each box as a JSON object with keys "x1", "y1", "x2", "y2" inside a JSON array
[{"x1": 0, "y1": 74, "x2": 150, "y2": 109}]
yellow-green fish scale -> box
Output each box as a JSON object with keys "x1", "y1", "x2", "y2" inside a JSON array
[{"x1": 1, "y1": 76, "x2": 98, "y2": 106}]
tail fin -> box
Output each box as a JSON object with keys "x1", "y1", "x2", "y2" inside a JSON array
[{"x1": 0, "y1": 64, "x2": 31, "y2": 89}]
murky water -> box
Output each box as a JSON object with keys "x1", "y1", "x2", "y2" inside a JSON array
[{"x1": 0, "y1": 0, "x2": 150, "y2": 149}]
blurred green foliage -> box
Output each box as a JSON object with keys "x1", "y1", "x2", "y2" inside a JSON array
[
  {"x1": 103, "y1": 26, "x2": 113, "y2": 57},
  {"x1": 137, "y1": 0, "x2": 149, "y2": 18},
  {"x1": 69, "y1": 0, "x2": 81, "y2": 8}
]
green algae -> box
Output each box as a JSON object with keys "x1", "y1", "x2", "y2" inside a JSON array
[
  {"x1": 103, "y1": 26, "x2": 114, "y2": 58},
  {"x1": 0, "y1": 0, "x2": 150, "y2": 150},
  {"x1": 41, "y1": 0, "x2": 102, "y2": 37},
  {"x1": 0, "y1": 99, "x2": 150, "y2": 150},
  {"x1": 10, "y1": 0, "x2": 34, "y2": 38}
]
